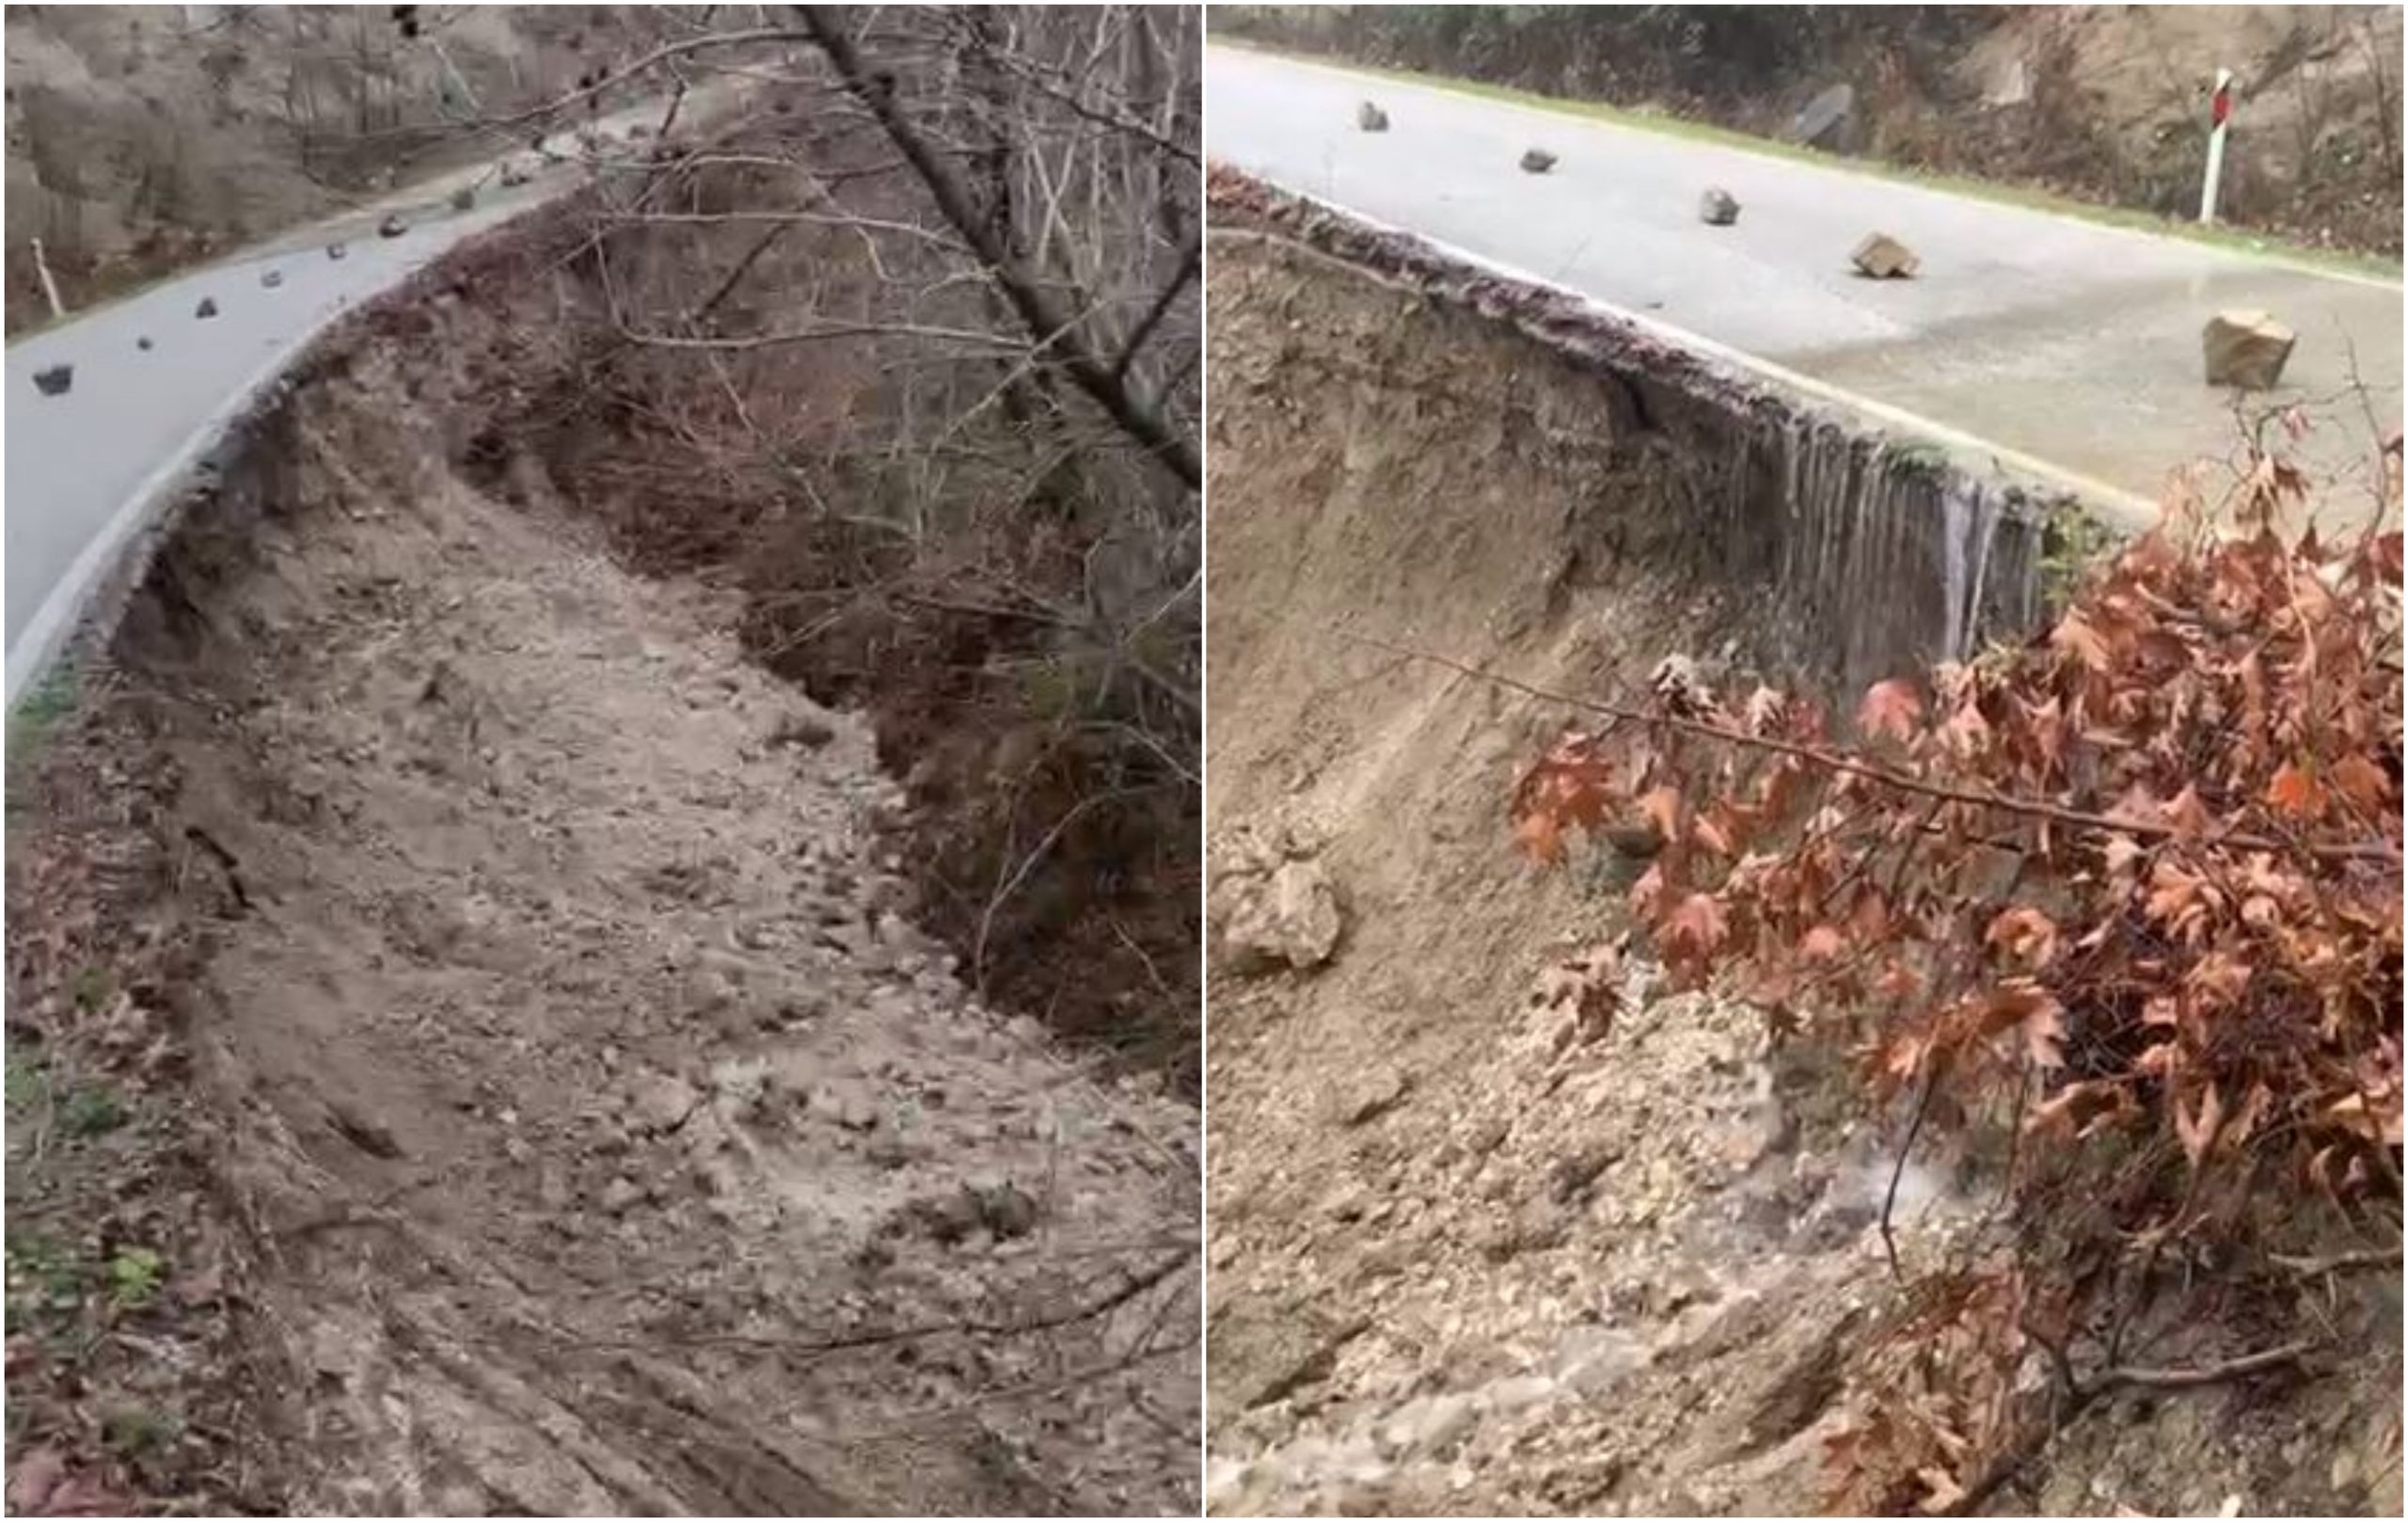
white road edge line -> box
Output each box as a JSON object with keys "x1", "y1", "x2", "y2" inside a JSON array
[
  {"x1": 1257, "y1": 177, "x2": 2167, "y2": 533},
  {"x1": 4, "y1": 297, "x2": 356, "y2": 706},
  {"x1": 1216, "y1": 46, "x2": 2406, "y2": 295}
]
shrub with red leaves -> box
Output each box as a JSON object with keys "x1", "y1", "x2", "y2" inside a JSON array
[{"x1": 1513, "y1": 457, "x2": 2401, "y2": 1510}]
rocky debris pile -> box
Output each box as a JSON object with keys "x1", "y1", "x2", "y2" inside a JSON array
[
  {"x1": 114, "y1": 335, "x2": 1205, "y2": 1514},
  {"x1": 2202, "y1": 309, "x2": 2297, "y2": 389},
  {"x1": 1519, "y1": 147, "x2": 1558, "y2": 174},
  {"x1": 1210, "y1": 821, "x2": 1344, "y2": 974},
  {"x1": 1203, "y1": 959, "x2": 1958, "y2": 1516},
  {"x1": 1357, "y1": 100, "x2": 1389, "y2": 133},
  {"x1": 1698, "y1": 186, "x2": 1741, "y2": 226},
  {"x1": 1848, "y1": 230, "x2": 1918, "y2": 278}
]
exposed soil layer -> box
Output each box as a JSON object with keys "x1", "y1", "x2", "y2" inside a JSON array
[
  {"x1": 7, "y1": 262, "x2": 1198, "y2": 1514},
  {"x1": 1199, "y1": 222, "x2": 2401, "y2": 1516}
]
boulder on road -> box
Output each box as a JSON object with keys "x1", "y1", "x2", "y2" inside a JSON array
[
  {"x1": 1698, "y1": 187, "x2": 1740, "y2": 226},
  {"x1": 195, "y1": 295, "x2": 219, "y2": 318},
  {"x1": 2202, "y1": 309, "x2": 2297, "y2": 389},
  {"x1": 1220, "y1": 858, "x2": 1344, "y2": 973},
  {"x1": 1849, "y1": 231, "x2": 1919, "y2": 278},
  {"x1": 326, "y1": 241, "x2": 348, "y2": 260},
  {"x1": 136, "y1": 336, "x2": 153, "y2": 351},
  {"x1": 1519, "y1": 147, "x2": 1558, "y2": 174},
  {"x1": 260, "y1": 268, "x2": 283, "y2": 288},
  {"x1": 449, "y1": 185, "x2": 477, "y2": 212},
  {"x1": 1357, "y1": 100, "x2": 1389, "y2": 133},
  {"x1": 378, "y1": 214, "x2": 408, "y2": 238},
  {"x1": 32, "y1": 363, "x2": 72, "y2": 397}
]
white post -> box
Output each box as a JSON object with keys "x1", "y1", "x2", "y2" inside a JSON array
[
  {"x1": 28, "y1": 236, "x2": 65, "y2": 320},
  {"x1": 2199, "y1": 68, "x2": 2234, "y2": 224}
]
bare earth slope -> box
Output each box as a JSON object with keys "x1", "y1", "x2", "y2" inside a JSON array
[
  {"x1": 1200, "y1": 230, "x2": 2400, "y2": 1517},
  {"x1": 13, "y1": 290, "x2": 1198, "y2": 1514}
]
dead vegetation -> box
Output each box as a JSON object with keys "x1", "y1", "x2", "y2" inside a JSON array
[{"x1": 1508, "y1": 412, "x2": 2401, "y2": 1509}]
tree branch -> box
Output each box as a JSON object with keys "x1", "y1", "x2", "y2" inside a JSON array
[
  {"x1": 1343, "y1": 632, "x2": 2399, "y2": 865},
  {"x1": 792, "y1": 6, "x2": 1198, "y2": 490}
]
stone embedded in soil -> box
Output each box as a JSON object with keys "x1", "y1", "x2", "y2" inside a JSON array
[
  {"x1": 1376, "y1": 1393, "x2": 1476, "y2": 1459},
  {"x1": 2202, "y1": 309, "x2": 2297, "y2": 389},
  {"x1": 1337, "y1": 1066, "x2": 1412, "y2": 1127},
  {"x1": 809, "y1": 1080, "x2": 879, "y2": 1132},
  {"x1": 629, "y1": 1073, "x2": 702, "y2": 1134},
  {"x1": 1221, "y1": 858, "x2": 1344, "y2": 972},
  {"x1": 599, "y1": 1175, "x2": 642, "y2": 1213},
  {"x1": 1848, "y1": 231, "x2": 1919, "y2": 278}
]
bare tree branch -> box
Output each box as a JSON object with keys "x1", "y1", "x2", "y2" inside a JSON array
[{"x1": 792, "y1": 5, "x2": 1198, "y2": 489}]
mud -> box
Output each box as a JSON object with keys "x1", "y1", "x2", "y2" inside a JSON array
[
  {"x1": 1199, "y1": 216, "x2": 2400, "y2": 1516},
  {"x1": 24, "y1": 282, "x2": 1198, "y2": 1513}
]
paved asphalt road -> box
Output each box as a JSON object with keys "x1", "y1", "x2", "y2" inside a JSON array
[
  {"x1": 3, "y1": 95, "x2": 709, "y2": 704},
  {"x1": 1208, "y1": 47, "x2": 2402, "y2": 522}
]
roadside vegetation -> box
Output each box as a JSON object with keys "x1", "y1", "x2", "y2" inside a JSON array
[
  {"x1": 1212, "y1": 5, "x2": 2406, "y2": 263},
  {"x1": 1512, "y1": 416, "x2": 2402, "y2": 1509}
]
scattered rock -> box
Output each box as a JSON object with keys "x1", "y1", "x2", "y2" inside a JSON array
[
  {"x1": 378, "y1": 213, "x2": 408, "y2": 238},
  {"x1": 1848, "y1": 231, "x2": 1919, "y2": 279},
  {"x1": 1357, "y1": 101, "x2": 1389, "y2": 133},
  {"x1": 1339, "y1": 1066, "x2": 1412, "y2": 1127},
  {"x1": 2202, "y1": 309, "x2": 2297, "y2": 389},
  {"x1": 967, "y1": 1176, "x2": 1040, "y2": 1240},
  {"x1": 809, "y1": 1080, "x2": 879, "y2": 1132},
  {"x1": 32, "y1": 363, "x2": 72, "y2": 397},
  {"x1": 629, "y1": 1072, "x2": 702, "y2": 1134},
  {"x1": 1377, "y1": 1393, "x2": 1476, "y2": 1459},
  {"x1": 599, "y1": 1174, "x2": 642, "y2": 1213},
  {"x1": 261, "y1": 268, "x2": 284, "y2": 288},
  {"x1": 769, "y1": 711, "x2": 836, "y2": 750},
  {"x1": 1698, "y1": 187, "x2": 1741, "y2": 226},
  {"x1": 1244, "y1": 1315, "x2": 1373, "y2": 1410},
  {"x1": 1222, "y1": 858, "x2": 1344, "y2": 972},
  {"x1": 326, "y1": 241, "x2": 347, "y2": 260},
  {"x1": 1519, "y1": 147, "x2": 1558, "y2": 174},
  {"x1": 135, "y1": 336, "x2": 153, "y2": 351},
  {"x1": 499, "y1": 161, "x2": 532, "y2": 188},
  {"x1": 450, "y1": 185, "x2": 477, "y2": 212},
  {"x1": 195, "y1": 296, "x2": 219, "y2": 318}
]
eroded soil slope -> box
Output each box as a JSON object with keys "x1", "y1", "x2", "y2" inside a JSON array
[
  {"x1": 9, "y1": 297, "x2": 1197, "y2": 1513},
  {"x1": 1200, "y1": 230, "x2": 2400, "y2": 1516}
]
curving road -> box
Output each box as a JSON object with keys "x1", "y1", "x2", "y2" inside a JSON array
[
  {"x1": 1207, "y1": 46, "x2": 2402, "y2": 524},
  {"x1": 3, "y1": 96, "x2": 713, "y2": 705}
]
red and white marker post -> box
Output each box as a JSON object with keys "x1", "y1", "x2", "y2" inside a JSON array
[{"x1": 2199, "y1": 68, "x2": 2235, "y2": 224}]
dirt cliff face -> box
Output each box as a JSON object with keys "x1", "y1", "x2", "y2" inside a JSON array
[{"x1": 1199, "y1": 227, "x2": 2400, "y2": 1517}]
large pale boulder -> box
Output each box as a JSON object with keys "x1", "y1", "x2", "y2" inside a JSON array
[
  {"x1": 1849, "y1": 231, "x2": 1919, "y2": 278},
  {"x1": 2202, "y1": 309, "x2": 2297, "y2": 389},
  {"x1": 1220, "y1": 858, "x2": 1343, "y2": 973}
]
